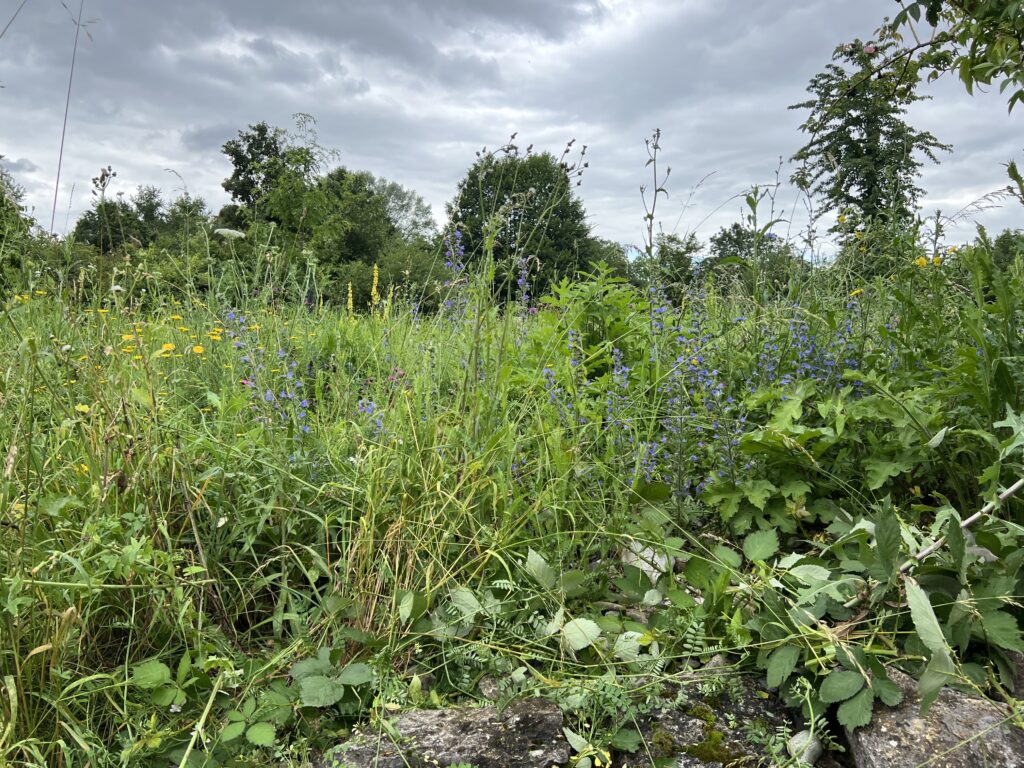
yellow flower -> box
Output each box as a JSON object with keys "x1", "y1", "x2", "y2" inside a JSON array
[
  {"x1": 914, "y1": 256, "x2": 928, "y2": 268},
  {"x1": 161, "y1": 342, "x2": 176, "y2": 352},
  {"x1": 192, "y1": 345, "x2": 205, "y2": 355},
  {"x1": 371, "y1": 264, "x2": 380, "y2": 307},
  {"x1": 347, "y1": 282, "x2": 354, "y2": 314},
  {"x1": 97, "y1": 308, "x2": 110, "y2": 314},
  {"x1": 932, "y1": 256, "x2": 942, "y2": 265},
  {"x1": 177, "y1": 326, "x2": 190, "y2": 332},
  {"x1": 74, "y1": 403, "x2": 91, "y2": 414},
  {"x1": 170, "y1": 314, "x2": 184, "y2": 320},
  {"x1": 854, "y1": 231, "x2": 863, "y2": 240},
  {"x1": 838, "y1": 214, "x2": 847, "y2": 224},
  {"x1": 849, "y1": 288, "x2": 864, "y2": 297}
]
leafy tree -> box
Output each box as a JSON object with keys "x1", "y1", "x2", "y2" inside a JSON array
[
  {"x1": 370, "y1": 175, "x2": 436, "y2": 242},
  {"x1": 703, "y1": 223, "x2": 806, "y2": 296},
  {"x1": 892, "y1": 1, "x2": 1024, "y2": 111},
  {"x1": 630, "y1": 232, "x2": 702, "y2": 293},
  {"x1": 990, "y1": 228, "x2": 1024, "y2": 271},
  {"x1": 446, "y1": 148, "x2": 597, "y2": 297},
  {"x1": 1, "y1": 158, "x2": 31, "y2": 240},
  {"x1": 790, "y1": 37, "x2": 951, "y2": 227},
  {"x1": 221, "y1": 122, "x2": 291, "y2": 208}
]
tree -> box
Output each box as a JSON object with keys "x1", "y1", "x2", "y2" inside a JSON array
[
  {"x1": 1, "y1": 158, "x2": 31, "y2": 240},
  {"x1": 221, "y1": 122, "x2": 291, "y2": 207},
  {"x1": 703, "y1": 223, "x2": 806, "y2": 296},
  {"x1": 891, "y1": 1, "x2": 1024, "y2": 112},
  {"x1": 630, "y1": 232, "x2": 702, "y2": 292},
  {"x1": 790, "y1": 37, "x2": 951, "y2": 227},
  {"x1": 446, "y1": 147, "x2": 597, "y2": 297}
]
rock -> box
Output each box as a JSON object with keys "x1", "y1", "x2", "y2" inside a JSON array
[
  {"x1": 617, "y1": 677, "x2": 794, "y2": 767},
  {"x1": 621, "y1": 540, "x2": 670, "y2": 586},
  {"x1": 787, "y1": 729, "x2": 823, "y2": 765},
  {"x1": 1008, "y1": 650, "x2": 1024, "y2": 696},
  {"x1": 847, "y1": 670, "x2": 1024, "y2": 768},
  {"x1": 702, "y1": 654, "x2": 730, "y2": 670},
  {"x1": 317, "y1": 697, "x2": 569, "y2": 768},
  {"x1": 477, "y1": 675, "x2": 501, "y2": 701}
]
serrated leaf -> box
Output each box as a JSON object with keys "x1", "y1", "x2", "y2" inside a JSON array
[
  {"x1": 788, "y1": 564, "x2": 831, "y2": 584},
  {"x1": 766, "y1": 645, "x2": 801, "y2": 689},
  {"x1": 874, "y1": 508, "x2": 901, "y2": 578},
  {"x1": 290, "y1": 648, "x2": 332, "y2": 680},
  {"x1": 905, "y1": 577, "x2": 950, "y2": 656},
  {"x1": 245, "y1": 721, "x2": 276, "y2": 747},
  {"x1": 836, "y1": 688, "x2": 875, "y2": 730},
  {"x1": 221, "y1": 720, "x2": 246, "y2": 742},
  {"x1": 562, "y1": 618, "x2": 602, "y2": 651},
  {"x1": 743, "y1": 529, "x2": 779, "y2": 562},
  {"x1": 980, "y1": 610, "x2": 1024, "y2": 652},
  {"x1": 335, "y1": 663, "x2": 373, "y2": 686},
  {"x1": 299, "y1": 675, "x2": 346, "y2": 708},
  {"x1": 871, "y1": 675, "x2": 904, "y2": 707},
  {"x1": 613, "y1": 631, "x2": 643, "y2": 662},
  {"x1": 525, "y1": 548, "x2": 557, "y2": 590},
  {"x1": 132, "y1": 660, "x2": 171, "y2": 690},
  {"x1": 742, "y1": 478, "x2": 777, "y2": 510},
  {"x1": 819, "y1": 670, "x2": 866, "y2": 703},
  {"x1": 863, "y1": 458, "x2": 913, "y2": 490}
]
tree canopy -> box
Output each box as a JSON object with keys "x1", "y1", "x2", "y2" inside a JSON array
[{"x1": 790, "y1": 36, "x2": 951, "y2": 226}]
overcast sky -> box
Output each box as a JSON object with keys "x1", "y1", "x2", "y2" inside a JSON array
[{"x1": 1, "y1": 0, "x2": 1020, "y2": 251}]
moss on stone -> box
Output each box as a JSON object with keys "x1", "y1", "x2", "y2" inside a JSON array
[
  {"x1": 682, "y1": 727, "x2": 744, "y2": 764},
  {"x1": 684, "y1": 702, "x2": 717, "y2": 727},
  {"x1": 649, "y1": 724, "x2": 680, "y2": 757}
]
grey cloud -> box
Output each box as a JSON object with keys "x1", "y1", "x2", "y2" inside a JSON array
[{"x1": 1, "y1": 157, "x2": 40, "y2": 174}]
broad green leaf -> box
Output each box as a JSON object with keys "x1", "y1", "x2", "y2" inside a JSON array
[
  {"x1": 980, "y1": 610, "x2": 1024, "y2": 652},
  {"x1": 131, "y1": 660, "x2": 171, "y2": 690},
  {"x1": 766, "y1": 645, "x2": 801, "y2": 689},
  {"x1": 874, "y1": 508, "x2": 901, "y2": 578},
  {"x1": 836, "y1": 688, "x2": 875, "y2": 730},
  {"x1": 863, "y1": 458, "x2": 913, "y2": 490},
  {"x1": 788, "y1": 564, "x2": 831, "y2": 584},
  {"x1": 819, "y1": 670, "x2": 865, "y2": 703},
  {"x1": 926, "y1": 427, "x2": 949, "y2": 448},
  {"x1": 742, "y1": 478, "x2": 777, "y2": 511},
  {"x1": 299, "y1": 675, "x2": 346, "y2": 708},
  {"x1": 335, "y1": 663, "x2": 373, "y2": 686},
  {"x1": 905, "y1": 577, "x2": 950, "y2": 656},
  {"x1": 245, "y1": 721, "x2": 276, "y2": 747},
  {"x1": 563, "y1": 727, "x2": 591, "y2": 753},
  {"x1": 743, "y1": 530, "x2": 779, "y2": 562},
  {"x1": 769, "y1": 396, "x2": 804, "y2": 430},
  {"x1": 397, "y1": 590, "x2": 427, "y2": 624},
  {"x1": 562, "y1": 618, "x2": 602, "y2": 651},
  {"x1": 611, "y1": 726, "x2": 643, "y2": 753},
  {"x1": 918, "y1": 652, "x2": 956, "y2": 714},
  {"x1": 871, "y1": 675, "x2": 904, "y2": 707},
  {"x1": 613, "y1": 631, "x2": 643, "y2": 662},
  {"x1": 525, "y1": 549, "x2": 557, "y2": 590},
  {"x1": 450, "y1": 587, "x2": 482, "y2": 623},
  {"x1": 221, "y1": 720, "x2": 246, "y2": 742},
  {"x1": 290, "y1": 648, "x2": 332, "y2": 680}
]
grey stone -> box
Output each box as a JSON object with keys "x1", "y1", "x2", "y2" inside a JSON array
[
  {"x1": 317, "y1": 697, "x2": 569, "y2": 768},
  {"x1": 787, "y1": 729, "x2": 823, "y2": 765},
  {"x1": 847, "y1": 669, "x2": 1024, "y2": 768},
  {"x1": 618, "y1": 678, "x2": 794, "y2": 767}
]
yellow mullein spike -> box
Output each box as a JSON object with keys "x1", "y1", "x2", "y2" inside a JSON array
[
  {"x1": 371, "y1": 264, "x2": 380, "y2": 308},
  {"x1": 347, "y1": 282, "x2": 354, "y2": 315}
]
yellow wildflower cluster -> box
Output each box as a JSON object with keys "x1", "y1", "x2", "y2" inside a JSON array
[{"x1": 914, "y1": 255, "x2": 943, "y2": 268}]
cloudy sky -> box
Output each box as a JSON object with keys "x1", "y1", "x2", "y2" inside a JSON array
[{"x1": 1, "y1": 0, "x2": 1020, "y2": 251}]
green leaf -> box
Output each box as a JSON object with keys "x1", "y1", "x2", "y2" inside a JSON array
[
  {"x1": 742, "y1": 478, "x2": 777, "y2": 511},
  {"x1": 863, "y1": 458, "x2": 914, "y2": 490},
  {"x1": 980, "y1": 610, "x2": 1024, "y2": 652},
  {"x1": 874, "y1": 508, "x2": 901, "y2": 578},
  {"x1": 450, "y1": 587, "x2": 482, "y2": 623},
  {"x1": 611, "y1": 726, "x2": 643, "y2": 753},
  {"x1": 919, "y1": 652, "x2": 956, "y2": 714},
  {"x1": 525, "y1": 549, "x2": 557, "y2": 590},
  {"x1": 836, "y1": 688, "x2": 875, "y2": 730},
  {"x1": 221, "y1": 720, "x2": 246, "y2": 743},
  {"x1": 335, "y1": 663, "x2": 374, "y2": 686},
  {"x1": 397, "y1": 590, "x2": 427, "y2": 624},
  {"x1": 290, "y1": 648, "x2": 333, "y2": 680},
  {"x1": 819, "y1": 670, "x2": 866, "y2": 703},
  {"x1": 562, "y1": 618, "x2": 602, "y2": 651},
  {"x1": 788, "y1": 564, "x2": 831, "y2": 584},
  {"x1": 131, "y1": 660, "x2": 171, "y2": 690},
  {"x1": 905, "y1": 577, "x2": 950, "y2": 656},
  {"x1": 766, "y1": 645, "x2": 801, "y2": 689},
  {"x1": 871, "y1": 675, "x2": 904, "y2": 707},
  {"x1": 769, "y1": 396, "x2": 804, "y2": 431},
  {"x1": 613, "y1": 631, "x2": 643, "y2": 662},
  {"x1": 926, "y1": 426, "x2": 949, "y2": 448},
  {"x1": 299, "y1": 675, "x2": 346, "y2": 708},
  {"x1": 245, "y1": 721, "x2": 276, "y2": 747},
  {"x1": 743, "y1": 529, "x2": 779, "y2": 562}
]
